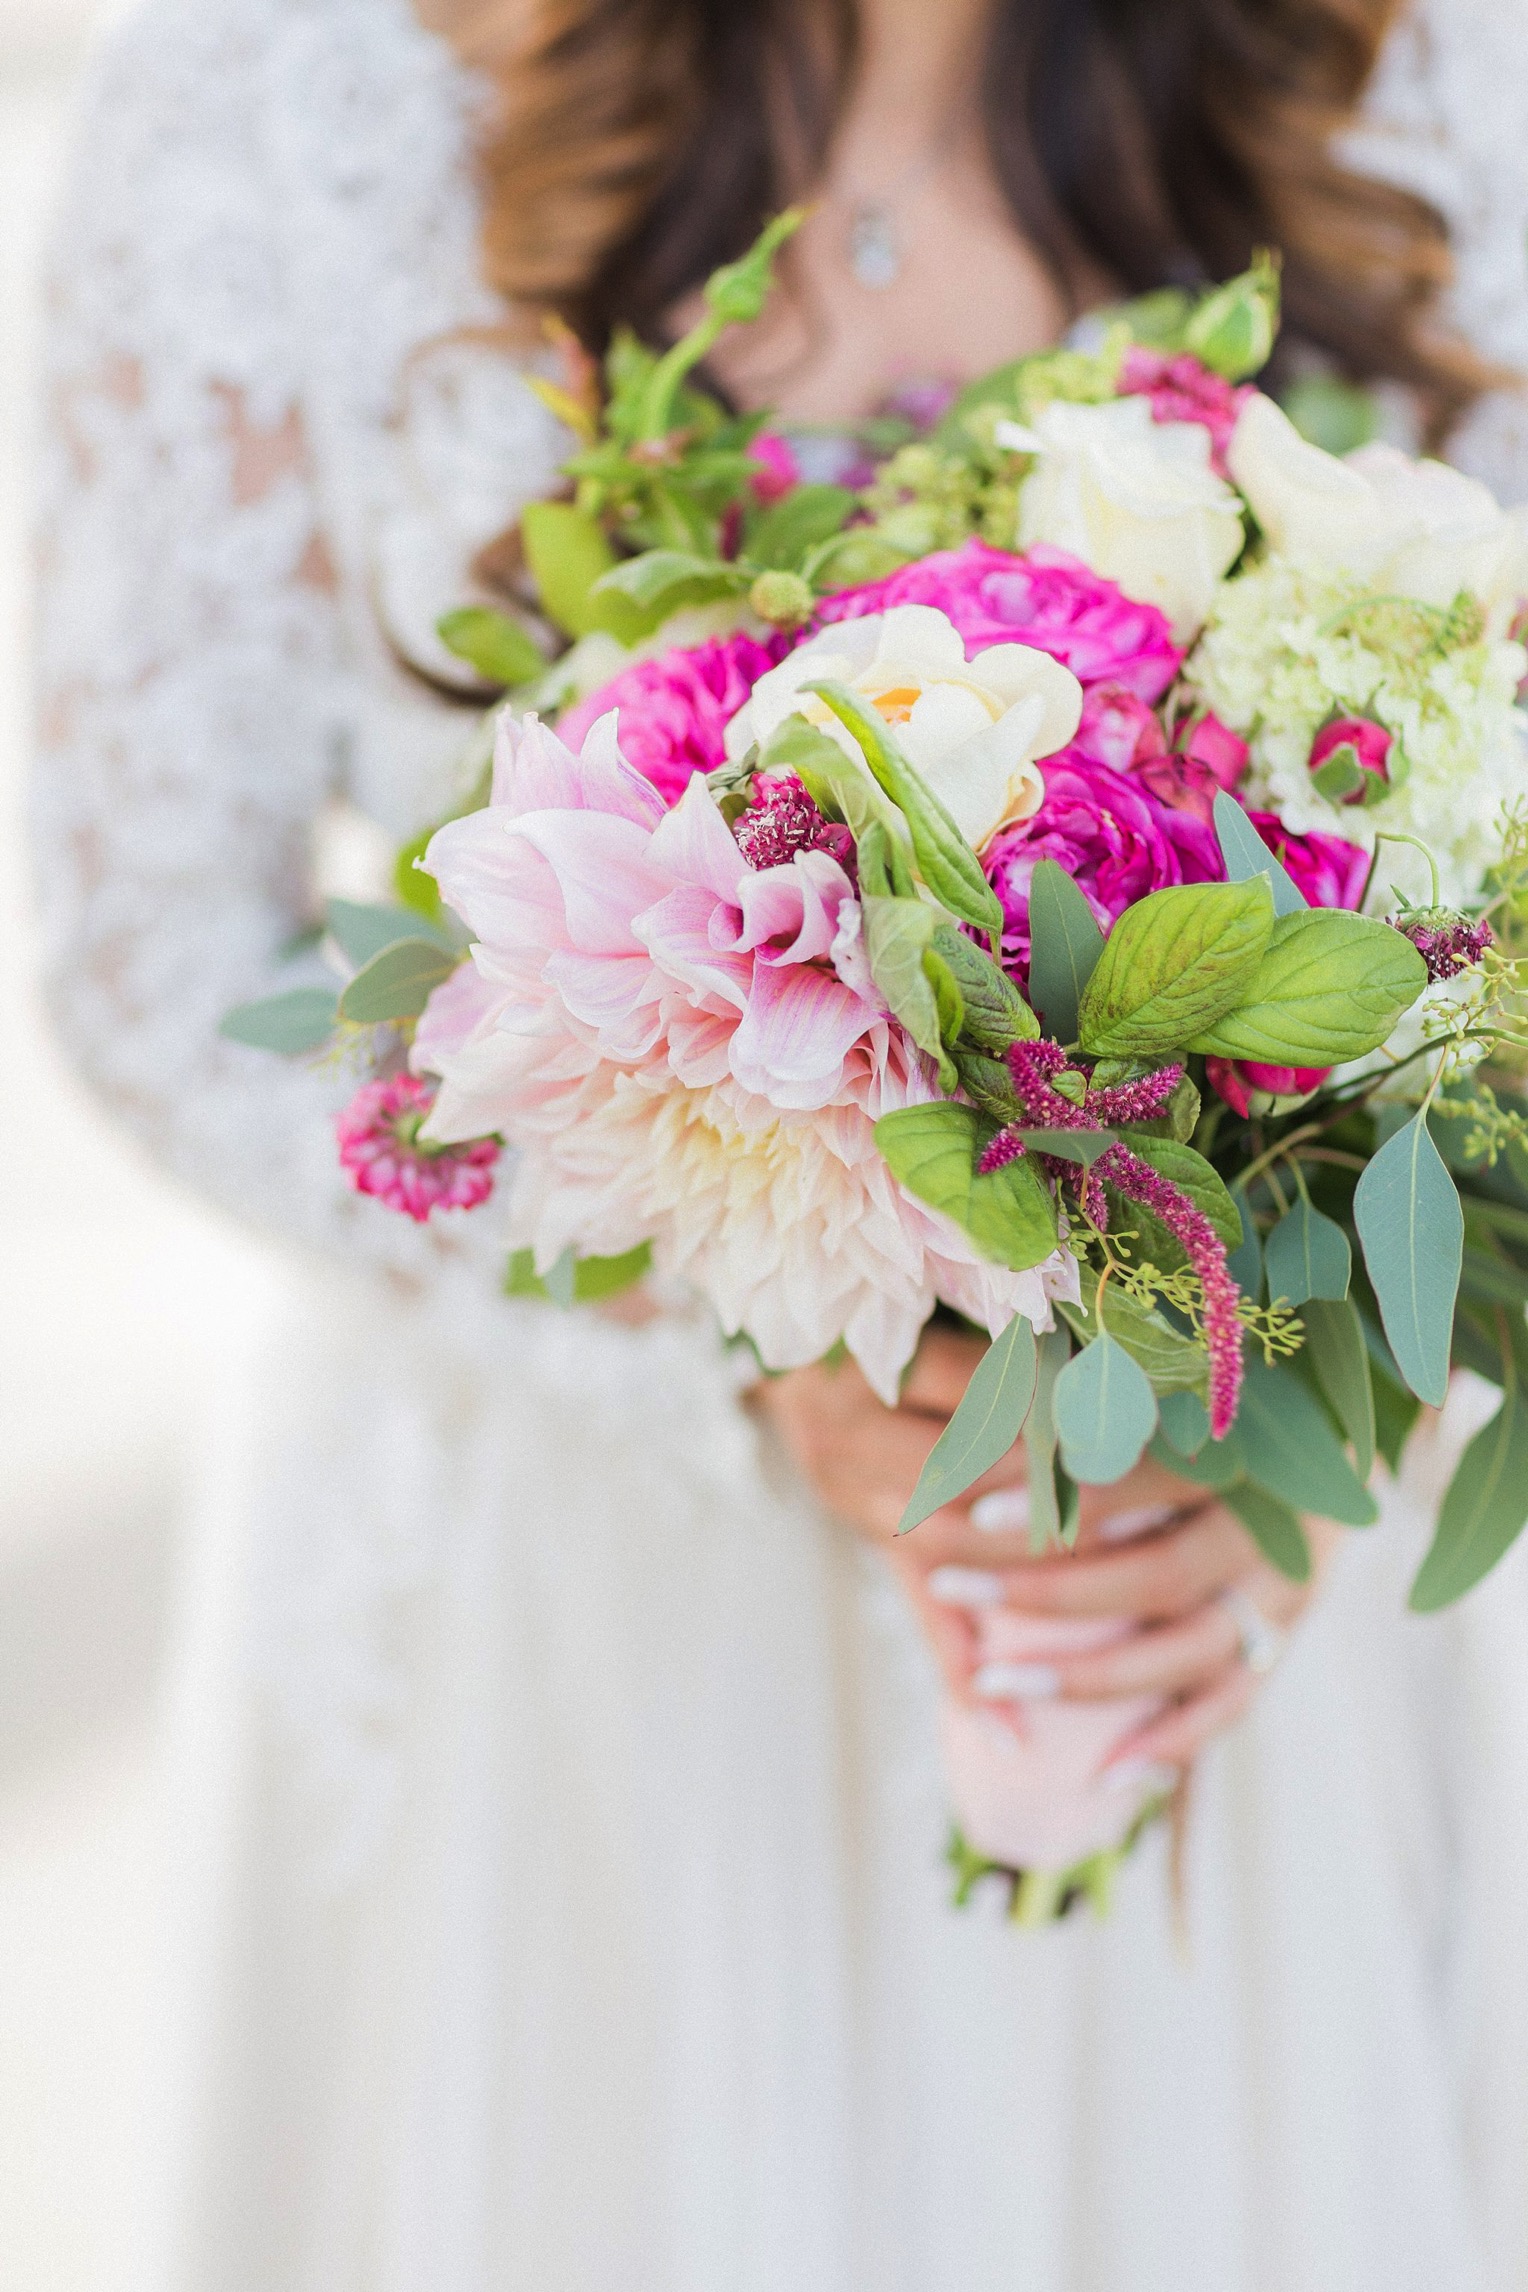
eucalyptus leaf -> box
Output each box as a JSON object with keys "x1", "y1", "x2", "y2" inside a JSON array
[
  {"x1": 1353, "y1": 1114, "x2": 1463, "y2": 1406},
  {"x1": 1410, "y1": 1375, "x2": 1528, "y2": 1610},
  {"x1": 1053, "y1": 1332, "x2": 1160, "y2": 1485},
  {"x1": 874, "y1": 1103, "x2": 1060, "y2": 1271},
  {"x1": 1157, "y1": 1387, "x2": 1212, "y2": 1459},
  {"x1": 1026, "y1": 859, "x2": 1105, "y2": 1043},
  {"x1": 1234, "y1": 1355, "x2": 1379, "y2": 1524},
  {"x1": 1224, "y1": 1483, "x2": 1312, "y2": 1581},
  {"x1": 1370, "y1": 1356, "x2": 1422, "y2": 1474},
  {"x1": 1302, "y1": 1298, "x2": 1376, "y2": 1481},
  {"x1": 1228, "y1": 1191, "x2": 1264, "y2": 1302},
  {"x1": 1212, "y1": 791, "x2": 1307, "y2": 915},
  {"x1": 1191, "y1": 908, "x2": 1428, "y2": 1064},
  {"x1": 897, "y1": 1316, "x2": 1038, "y2": 1535},
  {"x1": 337, "y1": 938, "x2": 459, "y2": 1025},
  {"x1": 1077, "y1": 879, "x2": 1275, "y2": 1059},
  {"x1": 1263, "y1": 1199, "x2": 1352, "y2": 1305},
  {"x1": 1025, "y1": 1327, "x2": 1073, "y2": 1552},
  {"x1": 327, "y1": 899, "x2": 453, "y2": 968},
  {"x1": 1149, "y1": 1425, "x2": 1245, "y2": 1490},
  {"x1": 1057, "y1": 1275, "x2": 1208, "y2": 1394},
  {"x1": 220, "y1": 987, "x2": 338, "y2": 1055},
  {"x1": 1015, "y1": 1129, "x2": 1119, "y2": 1165}
]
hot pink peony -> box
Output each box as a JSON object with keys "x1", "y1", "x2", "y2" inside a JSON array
[
  {"x1": 1247, "y1": 813, "x2": 1370, "y2": 911},
  {"x1": 1119, "y1": 347, "x2": 1255, "y2": 478},
  {"x1": 817, "y1": 539, "x2": 1184, "y2": 702},
  {"x1": 412, "y1": 709, "x2": 1077, "y2": 1397},
  {"x1": 984, "y1": 752, "x2": 1222, "y2": 975},
  {"x1": 556, "y1": 630, "x2": 788, "y2": 805},
  {"x1": 336, "y1": 1073, "x2": 499, "y2": 1221}
]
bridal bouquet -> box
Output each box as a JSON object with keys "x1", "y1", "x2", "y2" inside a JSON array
[{"x1": 228, "y1": 222, "x2": 1528, "y2": 1918}]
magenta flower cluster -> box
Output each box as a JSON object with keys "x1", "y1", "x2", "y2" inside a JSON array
[
  {"x1": 734, "y1": 773, "x2": 854, "y2": 872},
  {"x1": 978, "y1": 1042, "x2": 1243, "y2": 1437},
  {"x1": 336, "y1": 1074, "x2": 499, "y2": 1223},
  {"x1": 557, "y1": 630, "x2": 789, "y2": 805},
  {"x1": 1392, "y1": 911, "x2": 1495, "y2": 982},
  {"x1": 1118, "y1": 347, "x2": 1254, "y2": 479}
]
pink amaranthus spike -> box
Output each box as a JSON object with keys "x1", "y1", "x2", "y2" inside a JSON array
[
  {"x1": 978, "y1": 1048, "x2": 1242, "y2": 1438},
  {"x1": 336, "y1": 1074, "x2": 500, "y2": 1222}
]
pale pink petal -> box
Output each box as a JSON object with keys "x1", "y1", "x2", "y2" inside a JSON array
[
  {"x1": 424, "y1": 811, "x2": 573, "y2": 953},
  {"x1": 645, "y1": 773, "x2": 749, "y2": 901},
  {"x1": 543, "y1": 949, "x2": 666, "y2": 1058},
  {"x1": 510, "y1": 811, "x2": 674, "y2": 954},
  {"x1": 634, "y1": 884, "x2": 753, "y2": 1011},
  {"x1": 728, "y1": 964, "x2": 876, "y2": 1108},
  {"x1": 725, "y1": 851, "x2": 857, "y2": 965}
]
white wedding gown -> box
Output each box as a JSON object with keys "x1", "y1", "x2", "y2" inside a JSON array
[{"x1": 32, "y1": 1, "x2": 1528, "y2": 2285}]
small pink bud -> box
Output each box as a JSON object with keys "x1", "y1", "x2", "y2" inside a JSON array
[{"x1": 1309, "y1": 716, "x2": 1391, "y2": 803}]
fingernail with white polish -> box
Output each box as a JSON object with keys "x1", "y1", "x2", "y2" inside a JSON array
[
  {"x1": 1099, "y1": 1504, "x2": 1177, "y2": 1543},
  {"x1": 974, "y1": 1660, "x2": 1060, "y2": 1701},
  {"x1": 970, "y1": 1487, "x2": 1031, "y2": 1535},
  {"x1": 1103, "y1": 1758, "x2": 1180, "y2": 1796},
  {"x1": 927, "y1": 1566, "x2": 1006, "y2": 1610}
]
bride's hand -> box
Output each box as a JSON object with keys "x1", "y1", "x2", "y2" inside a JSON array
[{"x1": 754, "y1": 1324, "x2": 1339, "y2": 1774}]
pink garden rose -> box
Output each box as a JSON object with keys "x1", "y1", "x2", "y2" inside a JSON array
[
  {"x1": 557, "y1": 630, "x2": 788, "y2": 806},
  {"x1": 985, "y1": 752, "x2": 1222, "y2": 974},
  {"x1": 1119, "y1": 347, "x2": 1255, "y2": 479},
  {"x1": 818, "y1": 539, "x2": 1184, "y2": 702},
  {"x1": 336, "y1": 1073, "x2": 498, "y2": 1222}
]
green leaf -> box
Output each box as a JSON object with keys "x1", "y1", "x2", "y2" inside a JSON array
[
  {"x1": 927, "y1": 924, "x2": 1037, "y2": 1050},
  {"x1": 1053, "y1": 1332, "x2": 1160, "y2": 1485},
  {"x1": 897, "y1": 1317, "x2": 1038, "y2": 1535},
  {"x1": 1014, "y1": 1129, "x2": 1119, "y2": 1165},
  {"x1": 521, "y1": 501, "x2": 659, "y2": 643},
  {"x1": 327, "y1": 899, "x2": 453, "y2": 969},
  {"x1": 1309, "y1": 746, "x2": 1369, "y2": 805},
  {"x1": 874, "y1": 1102, "x2": 1059, "y2": 1272},
  {"x1": 436, "y1": 605, "x2": 545, "y2": 688},
  {"x1": 1353, "y1": 1114, "x2": 1463, "y2": 1405},
  {"x1": 1410, "y1": 1374, "x2": 1528, "y2": 1609},
  {"x1": 747, "y1": 484, "x2": 855, "y2": 570},
  {"x1": 592, "y1": 549, "x2": 750, "y2": 611},
  {"x1": 803, "y1": 529, "x2": 915, "y2": 592},
  {"x1": 1370, "y1": 1355, "x2": 1422, "y2": 1473},
  {"x1": 1191, "y1": 909, "x2": 1428, "y2": 1064},
  {"x1": 394, "y1": 831, "x2": 446, "y2": 925},
  {"x1": 1024, "y1": 1327, "x2": 1075, "y2": 1552},
  {"x1": 1212, "y1": 791, "x2": 1306, "y2": 916},
  {"x1": 220, "y1": 987, "x2": 338, "y2": 1055},
  {"x1": 337, "y1": 938, "x2": 460, "y2": 1024},
  {"x1": 762, "y1": 716, "x2": 904, "y2": 851},
  {"x1": 1302, "y1": 1298, "x2": 1376, "y2": 1480},
  {"x1": 1459, "y1": 1243, "x2": 1528, "y2": 1312},
  {"x1": 1263, "y1": 1199, "x2": 1351, "y2": 1305},
  {"x1": 1228, "y1": 1190, "x2": 1264, "y2": 1301},
  {"x1": 1150, "y1": 1425, "x2": 1246, "y2": 1490},
  {"x1": 505, "y1": 1242, "x2": 653, "y2": 1306},
  {"x1": 1026, "y1": 859, "x2": 1105, "y2": 1043},
  {"x1": 1077, "y1": 879, "x2": 1275, "y2": 1059},
  {"x1": 1234, "y1": 1355, "x2": 1379, "y2": 1524},
  {"x1": 1057, "y1": 1273, "x2": 1208, "y2": 1394},
  {"x1": 803, "y1": 680, "x2": 1004, "y2": 941},
  {"x1": 862, "y1": 895, "x2": 946, "y2": 1073},
  {"x1": 1224, "y1": 1483, "x2": 1312, "y2": 1581},
  {"x1": 1157, "y1": 1387, "x2": 1212, "y2": 1458}
]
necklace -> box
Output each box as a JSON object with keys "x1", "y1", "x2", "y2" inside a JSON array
[{"x1": 837, "y1": 120, "x2": 961, "y2": 291}]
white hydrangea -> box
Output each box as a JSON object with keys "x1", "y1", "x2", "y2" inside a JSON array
[{"x1": 1187, "y1": 557, "x2": 1528, "y2": 906}]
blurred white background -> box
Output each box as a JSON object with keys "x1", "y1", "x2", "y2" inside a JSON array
[{"x1": 0, "y1": 3, "x2": 284, "y2": 2280}]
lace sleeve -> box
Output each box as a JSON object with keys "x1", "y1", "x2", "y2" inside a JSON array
[{"x1": 32, "y1": 0, "x2": 481, "y2": 1275}]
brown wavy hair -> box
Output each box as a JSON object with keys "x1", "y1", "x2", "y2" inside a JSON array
[{"x1": 421, "y1": 0, "x2": 1489, "y2": 436}]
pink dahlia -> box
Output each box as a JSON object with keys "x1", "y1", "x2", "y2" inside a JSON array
[
  {"x1": 556, "y1": 630, "x2": 789, "y2": 806},
  {"x1": 818, "y1": 539, "x2": 1183, "y2": 702},
  {"x1": 985, "y1": 752, "x2": 1221, "y2": 976},
  {"x1": 336, "y1": 1073, "x2": 498, "y2": 1222},
  {"x1": 1119, "y1": 347, "x2": 1255, "y2": 479}
]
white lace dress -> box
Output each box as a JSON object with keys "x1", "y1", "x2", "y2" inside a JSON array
[{"x1": 32, "y1": 2, "x2": 1528, "y2": 2285}]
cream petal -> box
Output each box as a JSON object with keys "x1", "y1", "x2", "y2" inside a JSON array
[
  {"x1": 925, "y1": 693, "x2": 1049, "y2": 848},
  {"x1": 966, "y1": 644, "x2": 1083, "y2": 755},
  {"x1": 874, "y1": 603, "x2": 970, "y2": 671}
]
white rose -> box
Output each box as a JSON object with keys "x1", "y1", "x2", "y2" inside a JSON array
[
  {"x1": 724, "y1": 603, "x2": 1082, "y2": 853},
  {"x1": 1227, "y1": 392, "x2": 1528, "y2": 619},
  {"x1": 1000, "y1": 396, "x2": 1245, "y2": 642}
]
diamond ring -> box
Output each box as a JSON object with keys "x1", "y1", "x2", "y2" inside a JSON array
[{"x1": 1219, "y1": 1585, "x2": 1286, "y2": 1676}]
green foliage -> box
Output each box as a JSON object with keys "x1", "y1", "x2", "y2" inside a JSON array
[
  {"x1": 1224, "y1": 1484, "x2": 1312, "y2": 1581},
  {"x1": 220, "y1": 987, "x2": 338, "y2": 1056},
  {"x1": 1024, "y1": 1328, "x2": 1079, "y2": 1552},
  {"x1": 1301, "y1": 1298, "x2": 1376, "y2": 1481},
  {"x1": 1353, "y1": 1114, "x2": 1464, "y2": 1405},
  {"x1": 747, "y1": 484, "x2": 856, "y2": 569},
  {"x1": 1234, "y1": 1355, "x2": 1379, "y2": 1525},
  {"x1": 1077, "y1": 879, "x2": 1275, "y2": 1058},
  {"x1": 504, "y1": 1242, "x2": 653, "y2": 1306},
  {"x1": 926, "y1": 925, "x2": 1037, "y2": 1050},
  {"x1": 1157, "y1": 1387, "x2": 1212, "y2": 1458},
  {"x1": 1182, "y1": 249, "x2": 1281, "y2": 381},
  {"x1": 1026, "y1": 859, "x2": 1105, "y2": 1043},
  {"x1": 436, "y1": 606, "x2": 546, "y2": 689},
  {"x1": 592, "y1": 549, "x2": 750, "y2": 614},
  {"x1": 337, "y1": 938, "x2": 459, "y2": 1025},
  {"x1": 1279, "y1": 373, "x2": 1380, "y2": 457},
  {"x1": 897, "y1": 1317, "x2": 1038, "y2": 1536},
  {"x1": 1212, "y1": 792, "x2": 1307, "y2": 917},
  {"x1": 1412, "y1": 1364, "x2": 1528, "y2": 1609},
  {"x1": 1191, "y1": 909, "x2": 1429, "y2": 1064},
  {"x1": 1057, "y1": 1273, "x2": 1208, "y2": 1395},
  {"x1": 873, "y1": 1103, "x2": 1059, "y2": 1271},
  {"x1": 1263, "y1": 1198, "x2": 1352, "y2": 1305},
  {"x1": 326, "y1": 899, "x2": 454, "y2": 968},
  {"x1": 520, "y1": 501, "x2": 661, "y2": 642},
  {"x1": 860, "y1": 894, "x2": 949, "y2": 1081},
  {"x1": 1053, "y1": 1331, "x2": 1160, "y2": 1485}
]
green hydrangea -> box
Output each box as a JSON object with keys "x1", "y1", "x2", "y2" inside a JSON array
[{"x1": 1187, "y1": 558, "x2": 1528, "y2": 906}]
